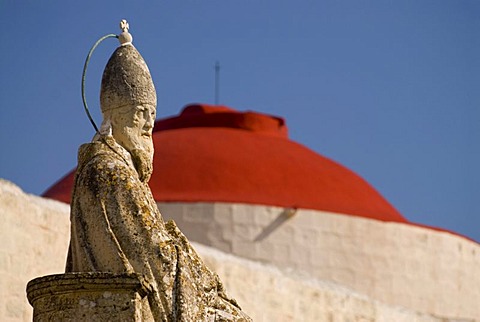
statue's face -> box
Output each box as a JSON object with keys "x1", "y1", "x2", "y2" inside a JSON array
[
  {"x1": 107, "y1": 103, "x2": 156, "y2": 182},
  {"x1": 109, "y1": 103, "x2": 156, "y2": 156}
]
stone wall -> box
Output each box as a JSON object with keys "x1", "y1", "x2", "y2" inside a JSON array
[
  {"x1": 0, "y1": 179, "x2": 70, "y2": 321},
  {"x1": 197, "y1": 243, "x2": 451, "y2": 322},
  {"x1": 1, "y1": 179, "x2": 476, "y2": 321},
  {"x1": 159, "y1": 202, "x2": 480, "y2": 321}
]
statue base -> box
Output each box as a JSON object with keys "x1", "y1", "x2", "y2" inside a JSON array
[{"x1": 26, "y1": 272, "x2": 154, "y2": 321}]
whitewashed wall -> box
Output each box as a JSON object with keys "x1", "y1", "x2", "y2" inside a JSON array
[
  {"x1": 1, "y1": 179, "x2": 476, "y2": 321},
  {"x1": 0, "y1": 180, "x2": 70, "y2": 322},
  {"x1": 159, "y1": 202, "x2": 480, "y2": 321},
  {"x1": 197, "y1": 243, "x2": 448, "y2": 322}
]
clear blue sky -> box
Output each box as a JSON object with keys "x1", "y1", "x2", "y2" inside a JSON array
[{"x1": 1, "y1": 1, "x2": 479, "y2": 242}]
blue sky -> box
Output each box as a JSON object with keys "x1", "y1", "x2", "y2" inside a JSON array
[{"x1": 1, "y1": 1, "x2": 479, "y2": 242}]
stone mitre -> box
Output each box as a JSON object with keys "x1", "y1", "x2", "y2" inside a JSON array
[{"x1": 100, "y1": 44, "x2": 157, "y2": 112}]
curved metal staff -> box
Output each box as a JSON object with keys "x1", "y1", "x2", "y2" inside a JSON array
[{"x1": 81, "y1": 33, "x2": 118, "y2": 133}]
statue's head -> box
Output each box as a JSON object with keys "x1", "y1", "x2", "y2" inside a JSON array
[{"x1": 99, "y1": 43, "x2": 157, "y2": 182}]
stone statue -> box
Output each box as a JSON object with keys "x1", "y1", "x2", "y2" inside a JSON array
[{"x1": 66, "y1": 21, "x2": 251, "y2": 322}]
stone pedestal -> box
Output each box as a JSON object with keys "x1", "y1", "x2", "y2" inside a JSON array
[{"x1": 26, "y1": 272, "x2": 154, "y2": 322}]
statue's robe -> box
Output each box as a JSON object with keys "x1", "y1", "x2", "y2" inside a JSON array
[{"x1": 66, "y1": 137, "x2": 250, "y2": 322}]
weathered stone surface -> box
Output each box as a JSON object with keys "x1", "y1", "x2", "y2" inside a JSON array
[
  {"x1": 61, "y1": 23, "x2": 251, "y2": 321},
  {"x1": 27, "y1": 273, "x2": 154, "y2": 321},
  {"x1": 100, "y1": 44, "x2": 156, "y2": 113}
]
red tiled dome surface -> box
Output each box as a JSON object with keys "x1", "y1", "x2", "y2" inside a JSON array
[{"x1": 43, "y1": 104, "x2": 406, "y2": 223}]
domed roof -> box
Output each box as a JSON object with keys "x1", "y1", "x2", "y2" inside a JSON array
[{"x1": 43, "y1": 104, "x2": 406, "y2": 223}]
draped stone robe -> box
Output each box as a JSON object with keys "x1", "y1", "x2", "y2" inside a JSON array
[{"x1": 66, "y1": 136, "x2": 250, "y2": 322}]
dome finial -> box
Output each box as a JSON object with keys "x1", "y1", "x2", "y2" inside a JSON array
[{"x1": 118, "y1": 19, "x2": 133, "y2": 46}]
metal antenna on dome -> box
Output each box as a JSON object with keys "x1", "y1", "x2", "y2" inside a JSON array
[{"x1": 214, "y1": 61, "x2": 220, "y2": 105}]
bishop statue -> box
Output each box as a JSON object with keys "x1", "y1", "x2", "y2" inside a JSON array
[{"x1": 66, "y1": 21, "x2": 251, "y2": 322}]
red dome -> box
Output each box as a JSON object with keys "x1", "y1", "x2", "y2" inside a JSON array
[{"x1": 43, "y1": 104, "x2": 406, "y2": 223}]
